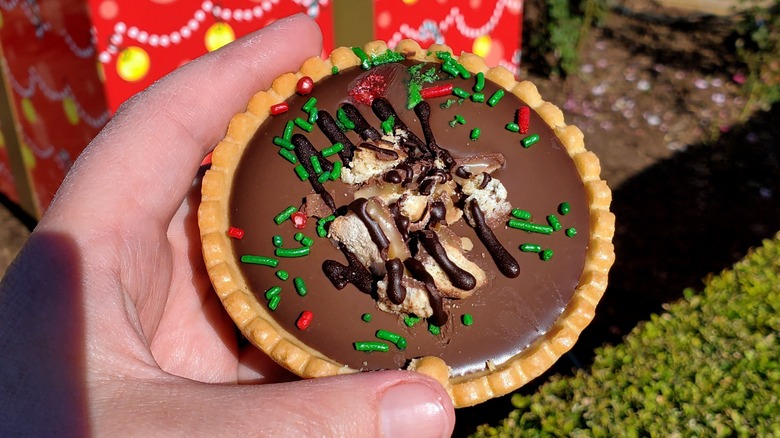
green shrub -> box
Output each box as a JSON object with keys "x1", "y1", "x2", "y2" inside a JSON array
[
  {"x1": 472, "y1": 232, "x2": 780, "y2": 436},
  {"x1": 735, "y1": 0, "x2": 780, "y2": 114},
  {"x1": 528, "y1": 0, "x2": 609, "y2": 76}
]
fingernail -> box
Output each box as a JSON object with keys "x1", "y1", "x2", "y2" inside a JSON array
[{"x1": 380, "y1": 382, "x2": 449, "y2": 438}]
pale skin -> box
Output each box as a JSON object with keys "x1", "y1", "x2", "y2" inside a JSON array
[{"x1": 0, "y1": 14, "x2": 455, "y2": 437}]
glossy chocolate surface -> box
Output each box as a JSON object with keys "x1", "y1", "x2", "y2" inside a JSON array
[{"x1": 229, "y1": 60, "x2": 589, "y2": 376}]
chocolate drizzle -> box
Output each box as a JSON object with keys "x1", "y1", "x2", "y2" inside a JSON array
[
  {"x1": 348, "y1": 198, "x2": 390, "y2": 253},
  {"x1": 404, "y1": 258, "x2": 447, "y2": 326},
  {"x1": 323, "y1": 243, "x2": 374, "y2": 294},
  {"x1": 385, "y1": 258, "x2": 407, "y2": 304},
  {"x1": 316, "y1": 110, "x2": 355, "y2": 165},
  {"x1": 291, "y1": 134, "x2": 336, "y2": 211},
  {"x1": 416, "y1": 230, "x2": 477, "y2": 290},
  {"x1": 467, "y1": 199, "x2": 520, "y2": 278},
  {"x1": 342, "y1": 103, "x2": 381, "y2": 141}
]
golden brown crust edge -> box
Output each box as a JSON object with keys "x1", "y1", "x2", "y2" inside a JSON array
[{"x1": 198, "y1": 40, "x2": 615, "y2": 408}]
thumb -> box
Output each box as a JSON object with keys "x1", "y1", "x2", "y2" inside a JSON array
[{"x1": 99, "y1": 371, "x2": 455, "y2": 437}]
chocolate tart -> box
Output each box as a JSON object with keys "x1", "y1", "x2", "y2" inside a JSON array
[{"x1": 199, "y1": 40, "x2": 615, "y2": 408}]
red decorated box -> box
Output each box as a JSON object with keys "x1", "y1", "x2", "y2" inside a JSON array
[{"x1": 0, "y1": 0, "x2": 521, "y2": 218}]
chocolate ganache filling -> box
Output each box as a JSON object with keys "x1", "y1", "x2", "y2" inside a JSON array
[{"x1": 229, "y1": 59, "x2": 589, "y2": 376}]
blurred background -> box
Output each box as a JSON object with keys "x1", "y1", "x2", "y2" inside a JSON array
[{"x1": 0, "y1": 0, "x2": 778, "y2": 434}]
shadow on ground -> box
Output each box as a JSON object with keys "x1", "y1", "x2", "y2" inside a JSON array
[{"x1": 455, "y1": 102, "x2": 780, "y2": 436}]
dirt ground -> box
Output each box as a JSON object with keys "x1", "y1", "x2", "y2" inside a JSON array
[{"x1": 1, "y1": 4, "x2": 779, "y2": 435}]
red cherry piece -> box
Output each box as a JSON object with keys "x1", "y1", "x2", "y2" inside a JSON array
[
  {"x1": 348, "y1": 72, "x2": 388, "y2": 105},
  {"x1": 297, "y1": 76, "x2": 314, "y2": 95},
  {"x1": 291, "y1": 212, "x2": 308, "y2": 229}
]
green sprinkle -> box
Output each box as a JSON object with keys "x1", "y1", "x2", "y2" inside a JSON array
[
  {"x1": 317, "y1": 226, "x2": 327, "y2": 238},
  {"x1": 404, "y1": 315, "x2": 421, "y2": 327},
  {"x1": 521, "y1": 133, "x2": 540, "y2": 148},
  {"x1": 272, "y1": 235, "x2": 283, "y2": 247},
  {"x1": 470, "y1": 128, "x2": 481, "y2": 140},
  {"x1": 369, "y1": 49, "x2": 405, "y2": 67},
  {"x1": 274, "y1": 206, "x2": 297, "y2": 224},
  {"x1": 487, "y1": 89, "x2": 505, "y2": 106},
  {"x1": 307, "y1": 108, "x2": 318, "y2": 124},
  {"x1": 302, "y1": 97, "x2": 318, "y2": 112},
  {"x1": 441, "y1": 61, "x2": 459, "y2": 77},
  {"x1": 474, "y1": 72, "x2": 485, "y2": 92},
  {"x1": 435, "y1": 51, "x2": 452, "y2": 61},
  {"x1": 276, "y1": 270, "x2": 289, "y2": 281},
  {"x1": 294, "y1": 117, "x2": 313, "y2": 132},
  {"x1": 547, "y1": 214, "x2": 562, "y2": 231},
  {"x1": 428, "y1": 323, "x2": 441, "y2": 335},
  {"x1": 505, "y1": 122, "x2": 520, "y2": 133},
  {"x1": 240, "y1": 255, "x2": 278, "y2": 267},
  {"x1": 566, "y1": 227, "x2": 578, "y2": 238},
  {"x1": 471, "y1": 92, "x2": 485, "y2": 103},
  {"x1": 452, "y1": 87, "x2": 470, "y2": 99},
  {"x1": 331, "y1": 65, "x2": 339, "y2": 75},
  {"x1": 283, "y1": 120, "x2": 295, "y2": 140},
  {"x1": 265, "y1": 286, "x2": 282, "y2": 300},
  {"x1": 330, "y1": 161, "x2": 342, "y2": 180},
  {"x1": 454, "y1": 114, "x2": 466, "y2": 125},
  {"x1": 455, "y1": 62, "x2": 471, "y2": 79},
  {"x1": 317, "y1": 171, "x2": 331, "y2": 184},
  {"x1": 352, "y1": 46, "x2": 371, "y2": 70},
  {"x1": 273, "y1": 136, "x2": 294, "y2": 150},
  {"x1": 336, "y1": 107, "x2": 355, "y2": 130},
  {"x1": 301, "y1": 236, "x2": 314, "y2": 247},
  {"x1": 381, "y1": 115, "x2": 395, "y2": 135},
  {"x1": 361, "y1": 313, "x2": 372, "y2": 322},
  {"x1": 354, "y1": 341, "x2": 389, "y2": 352},
  {"x1": 321, "y1": 142, "x2": 344, "y2": 157},
  {"x1": 317, "y1": 215, "x2": 336, "y2": 238},
  {"x1": 440, "y1": 98, "x2": 457, "y2": 109},
  {"x1": 294, "y1": 165, "x2": 309, "y2": 181},
  {"x1": 310, "y1": 155, "x2": 322, "y2": 174},
  {"x1": 376, "y1": 329, "x2": 407, "y2": 350},
  {"x1": 278, "y1": 148, "x2": 297, "y2": 164},
  {"x1": 541, "y1": 249, "x2": 554, "y2": 261},
  {"x1": 293, "y1": 277, "x2": 307, "y2": 296},
  {"x1": 511, "y1": 208, "x2": 532, "y2": 220},
  {"x1": 520, "y1": 243, "x2": 542, "y2": 253},
  {"x1": 268, "y1": 294, "x2": 281, "y2": 310},
  {"x1": 275, "y1": 247, "x2": 311, "y2": 258},
  {"x1": 407, "y1": 82, "x2": 423, "y2": 109},
  {"x1": 508, "y1": 219, "x2": 554, "y2": 234},
  {"x1": 559, "y1": 202, "x2": 571, "y2": 215},
  {"x1": 462, "y1": 313, "x2": 474, "y2": 326},
  {"x1": 294, "y1": 232, "x2": 304, "y2": 241}
]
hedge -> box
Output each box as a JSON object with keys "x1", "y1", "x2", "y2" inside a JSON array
[{"x1": 473, "y1": 232, "x2": 780, "y2": 437}]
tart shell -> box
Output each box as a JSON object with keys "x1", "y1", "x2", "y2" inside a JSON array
[{"x1": 199, "y1": 40, "x2": 615, "y2": 408}]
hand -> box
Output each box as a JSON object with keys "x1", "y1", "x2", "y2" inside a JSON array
[{"x1": 0, "y1": 14, "x2": 455, "y2": 437}]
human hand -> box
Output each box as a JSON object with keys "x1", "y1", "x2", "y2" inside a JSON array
[{"x1": 0, "y1": 14, "x2": 455, "y2": 437}]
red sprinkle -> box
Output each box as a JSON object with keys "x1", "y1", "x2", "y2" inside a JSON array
[
  {"x1": 270, "y1": 102, "x2": 289, "y2": 115},
  {"x1": 291, "y1": 211, "x2": 308, "y2": 229},
  {"x1": 421, "y1": 83, "x2": 454, "y2": 99},
  {"x1": 297, "y1": 76, "x2": 314, "y2": 95},
  {"x1": 296, "y1": 310, "x2": 314, "y2": 330},
  {"x1": 518, "y1": 106, "x2": 531, "y2": 134},
  {"x1": 227, "y1": 227, "x2": 245, "y2": 239}
]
